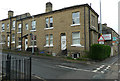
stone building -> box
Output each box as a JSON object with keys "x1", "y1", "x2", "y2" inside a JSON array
[
  {"x1": 0, "y1": 2, "x2": 99, "y2": 56},
  {"x1": 99, "y1": 23, "x2": 119, "y2": 56}
]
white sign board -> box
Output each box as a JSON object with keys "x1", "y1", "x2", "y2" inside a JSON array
[
  {"x1": 61, "y1": 36, "x2": 66, "y2": 50},
  {"x1": 102, "y1": 34, "x2": 111, "y2": 40},
  {"x1": 99, "y1": 41, "x2": 104, "y2": 44}
]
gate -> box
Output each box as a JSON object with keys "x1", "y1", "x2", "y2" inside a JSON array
[{"x1": 2, "y1": 54, "x2": 31, "y2": 81}]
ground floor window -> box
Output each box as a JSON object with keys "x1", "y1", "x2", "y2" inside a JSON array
[
  {"x1": 45, "y1": 34, "x2": 53, "y2": 47},
  {"x1": 72, "y1": 32, "x2": 80, "y2": 45},
  {"x1": 18, "y1": 37, "x2": 21, "y2": 45}
]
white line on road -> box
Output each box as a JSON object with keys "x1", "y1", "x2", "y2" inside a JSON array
[
  {"x1": 56, "y1": 65, "x2": 101, "y2": 74},
  {"x1": 33, "y1": 75, "x2": 42, "y2": 79},
  {"x1": 119, "y1": 70, "x2": 120, "y2": 73}
]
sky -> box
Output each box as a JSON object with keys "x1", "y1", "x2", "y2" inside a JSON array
[{"x1": 0, "y1": 0, "x2": 119, "y2": 33}]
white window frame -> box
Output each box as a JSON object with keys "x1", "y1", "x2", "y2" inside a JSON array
[
  {"x1": 45, "y1": 17, "x2": 54, "y2": 30},
  {"x1": 91, "y1": 15, "x2": 95, "y2": 27},
  {"x1": 71, "y1": 12, "x2": 80, "y2": 26},
  {"x1": 7, "y1": 24, "x2": 9, "y2": 30},
  {"x1": 2, "y1": 23, "x2": 5, "y2": 32},
  {"x1": 31, "y1": 20, "x2": 36, "y2": 31},
  {"x1": 50, "y1": 17, "x2": 53, "y2": 27},
  {"x1": 25, "y1": 24, "x2": 29, "y2": 30},
  {"x1": 45, "y1": 18, "x2": 49, "y2": 28},
  {"x1": 44, "y1": 34, "x2": 53, "y2": 47},
  {"x1": 18, "y1": 24, "x2": 21, "y2": 33},
  {"x1": 71, "y1": 32, "x2": 83, "y2": 47},
  {"x1": 12, "y1": 34, "x2": 15, "y2": 43},
  {"x1": 12, "y1": 20, "x2": 15, "y2": 30},
  {"x1": 45, "y1": 35, "x2": 49, "y2": 46},
  {"x1": 50, "y1": 34, "x2": 53, "y2": 46}
]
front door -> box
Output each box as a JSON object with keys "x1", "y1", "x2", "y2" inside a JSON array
[
  {"x1": 61, "y1": 33, "x2": 66, "y2": 50},
  {"x1": 25, "y1": 39, "x2": 28, "y2": 50}
]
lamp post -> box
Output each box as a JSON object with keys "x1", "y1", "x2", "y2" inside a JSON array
[
  {"x1": 32, "y1": 16, "x2": 34, "y2": 54},
  {"x1": 100, "y1": 0, "x2": 102, "y2": 35}
]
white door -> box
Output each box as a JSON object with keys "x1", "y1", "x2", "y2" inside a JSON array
[
  {"x1": 25, "y1": 39, "x2": 28, "y2": 50},
  {"x1": 61, "y1": 35, "x2": 66, "y2": 50},
  {"x1": 111, "y1": 46, "x2": 113, "y2": 56},
  {"x1": 7, "y1": 36, "x2": 10, "y2": 47}
]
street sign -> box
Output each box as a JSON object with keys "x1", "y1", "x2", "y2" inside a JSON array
[
  {"x1": 102, "y1": 34, "x2": 111, "y2": 40},
  {"x1": 98, "y1": 35, "x2": 105, "y2": 44},
  {"x1": 98, "y1": 35, "x2": 105, "y2": 41},
  {"x1": 99, "y1": 41, "x2": 104, "y2": 44},
  {"x1": 113, "y1": 37, "x2": 117, "y2": 41}
]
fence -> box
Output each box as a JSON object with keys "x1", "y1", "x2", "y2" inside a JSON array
[{"x1": 2, "y1": 54, "x2": 31, "y2": 81}]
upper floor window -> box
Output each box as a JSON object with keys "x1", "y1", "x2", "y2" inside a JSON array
[
  {"x1": 18, "y1": 24, "x2": 21, "y2": 33},
  {"x1": 2, "y1": 23, "x2": 5, "y2": 31},
  {"x1": 45, "y1": 17, "x2": 53, "y2": 29},
  {"x1": 91, "y1": 15, "x2": 95, "y2": 27},
  {"x1": 46, "y1": 18, "x2": 49, "y2": 28},
  {"x1": 12, "y1": 20, "x2": 15, "y2": 30},
  {"x1": 31, "y1": 20, "x2": 36, "y2": 30},
  {"x1": 50, "y1": 17, "x2": 53, "y2": 27},
  {"x1": 72, "y1": 12, "x2": 80, "y2": 25},
  {"x1": 7, "y1": 24, "x2": 9, "y2": 30},
  {"x1": 25, "y1": 24, "x2": 28, "y2": 30}
]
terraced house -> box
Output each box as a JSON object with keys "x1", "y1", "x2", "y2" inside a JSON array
[{"x1": 0, "y1": 2, "x2": 99, "y2": 56}]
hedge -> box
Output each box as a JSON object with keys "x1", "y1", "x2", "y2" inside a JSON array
[{"x1": 89, "y1": 44, "x2": 111, "y2": 60}]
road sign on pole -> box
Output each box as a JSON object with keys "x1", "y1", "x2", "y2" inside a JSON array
[{"x1": 98, "y1": 35, "x2": 105, "y2": 44}]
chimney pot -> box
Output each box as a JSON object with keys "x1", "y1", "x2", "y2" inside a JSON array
[
  {"x1": 8, "y1": 10, "x2": 14, "y2": 18},
  {"x1": 46, "y1": 2, "x2": 52, "y2": 13}
]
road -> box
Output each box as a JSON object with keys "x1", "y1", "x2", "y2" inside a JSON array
[{"x1": 1, "y1": 52, "x2": 120, "y2": 80}]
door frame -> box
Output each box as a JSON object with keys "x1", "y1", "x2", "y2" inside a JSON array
[
  {"x1": 25, "y1": 39, "x2": 28, "y2": 50},
  {"x1": 60, "y1": 33, "x2": 67, "y2": 51}
]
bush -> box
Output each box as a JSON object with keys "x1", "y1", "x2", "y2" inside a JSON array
[{"x1": 89, "y1": 44, "x2": 111, "y2": 60}]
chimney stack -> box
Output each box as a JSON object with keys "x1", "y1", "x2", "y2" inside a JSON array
[
  {"x1": 8, "y1": 10, "x2": 14, "y2": 18},
  {"x1": 46, "y1": 2, "x2": 52, "y2": 13}
]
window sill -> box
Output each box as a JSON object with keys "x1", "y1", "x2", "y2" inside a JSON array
[
  {"x1": 0, "y1": 42, "x2": 5, "y2": 44},
  {"x1": 30, "y1": 30, "x2": 36, "y2": 32},
  {"x1": 12, "y1": 41, "x2": 15, "y2": 43},
  {"x1": 1, "y1": 30, "x2": 5, "y2": 32},
  {"x1": 17, "y1": 45, "x2": 21, "y2": 48},
  {"x1": 11, "y1": 29, "x2": 15, "y2": 31},
  {"x1": 71, "y1": 44, "x2": 84, "y2": 47},
  {"x1": 44, "y1": 27, "x2": 54, "y2": 30},
  {"x1": 90, "y1": 26, "x2": 96, "y2": 30},
  {"x1": 44, "y1": 45, "x2": 53, "y2": 47},
  {"x1": 17, "y1": 32, "x2": 21, "y2": 34},
  {"x1": 71, "y1": 23, "x2": 80, "y2": 27},
  {"x1": 29, "y1": 45, "x2": 37, "y2": 47}
]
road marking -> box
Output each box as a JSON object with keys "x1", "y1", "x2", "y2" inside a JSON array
[
  {"x1": 56, "y1": 65, "x2": 101, "y2": 73},
  {"x1": 115, "y1": 63, "x2": 120, "y2": 65},
  {"x1": 119, "y1": 70, "x2": 120, "y2": 73},
  {"x1": 92, "y1": 65, "x2": 111, "y2": 74},
  {"x1": 33, "y1": 75, "x2": 41, "y2": 79}
]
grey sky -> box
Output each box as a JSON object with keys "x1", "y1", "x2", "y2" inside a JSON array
[{"x1": 0, "y1": 0, "x2": 119, "y2": 33}]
